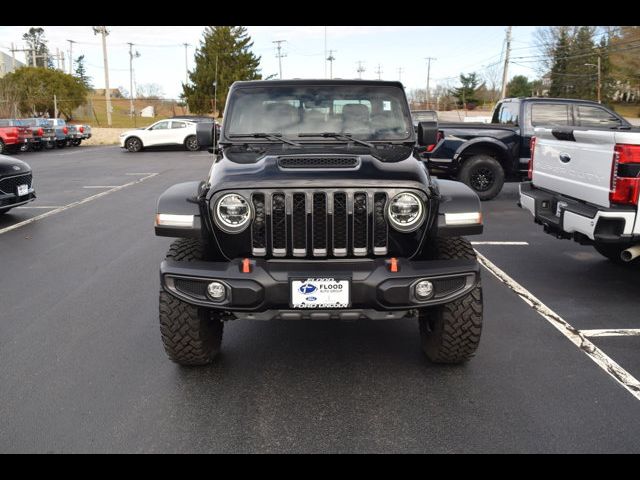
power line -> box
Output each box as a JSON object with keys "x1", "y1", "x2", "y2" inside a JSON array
[
  {"x1": 356, "y1": 60, "x2": 365, "y2": 79},
  {"x1": 326, "y1": 50, "x2": 336, "y2": 79}
]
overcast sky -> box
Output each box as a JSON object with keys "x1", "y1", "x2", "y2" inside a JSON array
[{"x1": 0, "y1": 26, "x2": 542, "y2": 99}]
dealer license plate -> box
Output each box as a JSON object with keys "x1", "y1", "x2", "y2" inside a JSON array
[
  {"x1": 17, "y1": 184, "x2": 28, "y2": 196},
  {"x1": 290, "y1": 277, "x2": 350, "y2": 309}
]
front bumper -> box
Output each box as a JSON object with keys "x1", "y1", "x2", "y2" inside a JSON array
[
  {"x1": 519, "y1": 182, "x2": 639, "y2": 243},
  {"x1": 160, "y1": 257, "x2": 480, "y2": 314},
  {"x1": 0, "y1": 189, "x2": 36, "y2": 211}
]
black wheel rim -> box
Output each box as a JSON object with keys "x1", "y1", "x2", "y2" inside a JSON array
[
  {"x1": 187, "y1": 138, "x2": 198, "y2": 150},
  {"x1": 470, "y1": 167, "x2": 495, "y2": 192},
  {"x1": 128, "y1": 139, "x2": 140, "y2": 151}
]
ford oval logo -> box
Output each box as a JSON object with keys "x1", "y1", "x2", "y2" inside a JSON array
[
  {"x1": 298, "y1": 283, "x2": 316, "y2": 294},
  {"x1": 12, "y1": 166, "x2": 20, "y2": 171},
  {"x1": 306, "y1": 296, "x2": 317, "y2": 301}
]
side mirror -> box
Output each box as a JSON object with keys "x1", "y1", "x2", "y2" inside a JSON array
[{"x1": 417, "y1": 121, "x2": 438, "y2": 146}]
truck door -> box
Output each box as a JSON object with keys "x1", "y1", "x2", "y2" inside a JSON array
[
  {"x1": 522, "y1": 102, "x2": 573, "y2": 173},
  {"x1": 532, "y1": 127, "x2": 616, "y2": 208}
]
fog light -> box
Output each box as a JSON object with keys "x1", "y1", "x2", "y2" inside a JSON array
[
  {"x1": 207, "y1": 281, "x2": 226, "y2": 301},
  {"x1": 414, "y1": 280, "x2": 434, "y2": 300}
]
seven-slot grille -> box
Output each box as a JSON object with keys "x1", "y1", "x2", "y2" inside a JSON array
[
  {"x1": 250, "y1": 190, "x2": 389, "y2": 258},
  {"x1": 0, "y1": 173, "x2": 32, "y2": 195}
]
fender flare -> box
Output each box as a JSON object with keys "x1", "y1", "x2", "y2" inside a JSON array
[
  {"x1": 454, "y1": 137, "x2": 511, "y2": 167},
  {"x1": 155, "y1": 181, "x2": 204, "y2": 239},
  {"x1": 432, "y1": 179, "x2": 483, "y2": 237}
]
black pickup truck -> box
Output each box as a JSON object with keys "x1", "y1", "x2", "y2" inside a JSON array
[{"x1": 425, "y1": 97, "x2": 633, "y2": 200}]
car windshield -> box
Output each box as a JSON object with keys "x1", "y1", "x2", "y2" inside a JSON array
[{"x1": 225, "y1": 84, "x2": 413, "y2": 141}]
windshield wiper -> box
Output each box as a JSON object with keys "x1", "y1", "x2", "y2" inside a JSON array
[
  {"x1": 228, "y1": 133, "x2": 301, "y2": 146},
  {"x1": 297, "y1": 132, "x2": 375, "y2": 148}
]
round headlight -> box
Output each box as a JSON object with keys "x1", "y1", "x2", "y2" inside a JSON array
[
  {"x1": 387, "y1": 192, "x2": 424, "y2": 232},
  {"x1": 214, "y1": 193, "x2": 251, "y2": 233}
]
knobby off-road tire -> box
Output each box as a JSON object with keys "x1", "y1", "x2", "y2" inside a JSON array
[
  {"x1": 159, "y1": 238, "x2": 224, "y2": 366},
  {"x1": 593, "y1": 242, "x2": 639, "y2": 266},
  {"x1": 419, "y1": 237, "x2": 483, "y2": 364},
  {"x1": 458, "y1": 154, "x2": 505, "y2": 201}
]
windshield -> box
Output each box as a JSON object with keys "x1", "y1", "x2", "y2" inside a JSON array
[{"x1": 225, "y1": 85, "x2": 413, "y2": 141}]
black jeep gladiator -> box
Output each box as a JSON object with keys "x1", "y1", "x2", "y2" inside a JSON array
[
  {"x1": 154, "y1": 79, "x2": 484, "y2": 366},
  {"x1": 425, "y1": 97, "x2": 632, "y2": 200}
]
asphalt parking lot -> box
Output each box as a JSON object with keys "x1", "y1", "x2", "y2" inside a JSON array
[{"x1": 1, "y1": 145, "x2": 639, "y2": 453}]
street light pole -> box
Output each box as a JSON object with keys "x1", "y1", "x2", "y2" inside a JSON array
[
  {"x1": 585, "y1": 57, "x2": 601, "y2": 104},
  {"x1": 93, "y1": 26, "x2": 112, "y2": 127}
]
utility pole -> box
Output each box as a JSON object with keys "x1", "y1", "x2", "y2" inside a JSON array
[
  {"x1": 273, "y1": 40, "x2": 286, "y2": 79},
  {"x1": 356, "y1": 61, "x2": 365, "y2": 79},
  {"x1": 324, "y1": 26, "x2": 327, "y2": 78},
  {"x1": 67, "y1": 39, "x2": 75, "y2": 74},
  {"x1": 425, "y1": 57, "x2": 436, "y2": 109},
  {"x1": 93, "y1": 26, "x2": 112, "y2": 127},
  {"x1": 183, "y1": 43, "x2": 190, "y2": 85},
  {"x1": 10, "y1": 43, "x2": 15, "y2": 70},
  {"x1": 31, "y1": 47, "x2": 36, "y2": 67},
  {"x1": 54, "y1": 94, "x2": 57, "y2": 119},
  {"x1": 585, "y1": 56, "x2": 602, "y2": 104},
  {"x1": 375, "y1": 64, "x2": 382, "y2": 80},
  {"x1": 398, "y1": 67, "x2": 404, "y2": 82},
  {"x1": 214, "y1": 55, "x2": 218, "y2": 119},
  {"x1": 500, "y1": 26, "x2": 512, "y2": 100},
  {"x1": 326, "y1": 50, "x2": 336, "y2": 79},
  {"x1": 127, "y1": 43, "x2": 140, "y2": 118}
]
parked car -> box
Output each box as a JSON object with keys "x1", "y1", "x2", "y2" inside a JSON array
[
  {"x1": 411, "y1": 109, "x2": 438, "y2": 126},
  {"x1": 0, "y1": 119, "x2": 35, "y2": 154},
  {"x1": 423, "y1": 97, "x2": 633, "y2": 200},
  {"x1": 0, "y1": 154, "x2": 36, "y2": 214},
  {"x1": 120, "y1": 119, "x2": 199, "y2": 152},
  {"x1": 46, "y1": 118, "x2": 73, "y2": 149},
  {"x1": 154, "y1": 79, "x2": 484, "y2": 366},
  {"x1": 520, "y1": 125, "x2": 640, "y2": 265},
  {"x1": 19, "y1": 118, "x2": 56, "y2": 151},
  {"x1": 78, "y1": 124, "x2": 92, "y2": 142}
]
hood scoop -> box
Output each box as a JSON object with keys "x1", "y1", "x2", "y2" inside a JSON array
[{"x1": 277, "y1": 155, "x2": 359, "y2": 169}]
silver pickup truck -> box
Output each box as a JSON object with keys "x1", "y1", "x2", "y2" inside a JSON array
[{"x1": 519, "y1": 126, "x2": 640, "y2": 265}]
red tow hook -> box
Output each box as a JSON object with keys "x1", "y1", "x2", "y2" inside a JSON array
[
  {"x1": 387, "y1": 257, "x2": 399, "y2": 273},
  {"x1": 241, "y1": 258, "x2": 252, "y2": 273}
]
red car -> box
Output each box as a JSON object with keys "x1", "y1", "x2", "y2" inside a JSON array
[{"x1": 0, "y1": 119, "x2": 34, "y2": 154}]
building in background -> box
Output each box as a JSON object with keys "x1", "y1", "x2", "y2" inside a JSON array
[{"x1": 0, "y1": 51, "x2": 26, "y2": 78}]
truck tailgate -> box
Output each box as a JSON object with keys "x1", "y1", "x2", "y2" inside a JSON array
[{"x1": 532, "y1": 127, "x2": 616, "y2": 208}]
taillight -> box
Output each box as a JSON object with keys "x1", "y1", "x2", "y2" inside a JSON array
[
  {"x1": 528, "y1": 136, "x2": 536, "y2": 180},
  {"x1": 610, "y1": 144, "x2": 640, "y2": 206},
  {"x1": 63, "y1": 127, "x2": 68, "y2": 134},
  {"x1": 37, "y1": 128, "x2": 43, "y2": 136},
  {"x1": 79, "y1": 126, "x2": 84, "y2": 133}
]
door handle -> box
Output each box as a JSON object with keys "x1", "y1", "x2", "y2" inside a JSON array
[{"x1": 559, "y1": 153, "x2": 571, "y2": 163}]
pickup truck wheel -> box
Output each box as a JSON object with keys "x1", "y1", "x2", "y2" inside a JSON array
[
  {"x1": 159, "y1": 238, "x2": 224, "y2": 366},
  {"x1": 0, "y1": 139, "x2": 5, "y2": 154},
  {"x1": 72, "y1": 139, "x2": 81, "y2": 146},
  {"x1": 125, "y1": 137, "x2": 143, "y2": 153},
  {"x1": 55, "y1": 140, "x2": 66, "y2": 149},
  {"x1": 458, "y1": 155, "x2": 505, "y2": 201},
  {"x1": 44, "y1": 141, "x2": 55, "y2": 149},
  {"x1": 593, "y1": 242, "x2": 639, "y2": 265},
  {"x1": 419, "y1": 237, "x2": 483, "y2": 364},
  {"x1": 185, "y1": 135, "x2": 199, "y2": 151}
]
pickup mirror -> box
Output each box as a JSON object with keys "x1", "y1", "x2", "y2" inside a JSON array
[{"x1": 417, "y1": 121, "x2": 438, "y2": 146}]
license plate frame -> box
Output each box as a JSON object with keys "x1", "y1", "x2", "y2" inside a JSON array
[
  {"x1": 290, "y1": 277, "x2": 351, "y2": 309},
  {"x1": 17, "y1": 184, "x2": 28, "y2": 196}
]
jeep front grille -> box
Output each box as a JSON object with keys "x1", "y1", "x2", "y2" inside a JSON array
[{"x1": 249, "y1": 190, "x2": 389, "y2": 258}]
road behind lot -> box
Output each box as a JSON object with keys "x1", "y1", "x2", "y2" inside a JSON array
[{"x1": 1, "y1": 146, "x2": 639, "y2": 453}]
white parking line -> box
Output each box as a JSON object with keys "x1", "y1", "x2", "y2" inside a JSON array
[
  {"x1": 83, "y1": 186, "x2": 119, "y2": 189},
  {"x1": 0, "y1": 173, "x2": 158, "y2": 236},
  {"x1": 475, "y1": 251, "x2": 640, "y2": 401},
  {"x1": 581, "y1": 329, "x2": 640, "y2": 338},
  {"x1": 15, "y1": 206, "x2": 63, "y2": 209},
  {"x1": 125, "y1": 173, "x2": 156, "y2": 175},
  {"x1": 471, "y1": 241, "x2": 529, "y2": 245}
]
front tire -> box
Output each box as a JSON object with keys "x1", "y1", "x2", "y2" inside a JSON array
[
  {"x1": 419, "y1": 237, "x2": 483, "y2": 364},
  {"x1": 125, "y1": 137, "x2": 143, "y2": 153},
  {"x1": 458, "y1": 154, "x2": 505, "y2": 201},
  {"x1": 159, "y1": 238, "x2": 224, "y2": 366},
  {"x1": 184, "y1": 135, "x2": 199, "y2": 151}
]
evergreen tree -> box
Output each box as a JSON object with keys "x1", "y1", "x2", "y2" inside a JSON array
[
  {"x1": 182, "y1": 26, "x2": 261, "y2": 116},
  {"x1": 549, "y1": 28, "x2": 571, "y2": 97},
  {"x1": 74, "y1": 55, "x2": 93, "y2": 89},
  {"x1": 567, "y1": 26, "x2": 597, "y2": 99},
  {"x1": 450, "y1": 72, "x2": 480, "y2": 108},
  {"x1": 22, "y1": 27, "x2": 52, "y2": 68},
  {"x1": 507, "y1": 75, "x2": 532, "y2": 97}
]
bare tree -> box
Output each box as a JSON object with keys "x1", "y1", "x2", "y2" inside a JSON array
[{"x1": 136, "y1": 83, "x2": 165, "y2": 100}]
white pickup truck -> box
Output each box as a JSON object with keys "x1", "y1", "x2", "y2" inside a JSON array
[{"x1": 519, "y1": 125, "x2": 640, "y2": 265}]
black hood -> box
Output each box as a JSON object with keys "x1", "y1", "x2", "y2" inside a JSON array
[
  {"x1": 207, "y1": 149, "x2": 432, "y2": 193},
  {"x1": 0, "y1": 155, "x2": 31, "y2": 177}
]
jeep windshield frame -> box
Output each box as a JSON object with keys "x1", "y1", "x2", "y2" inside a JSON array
[{"x1": 222, "y1": 82, "x2": 415, "y2": 145}]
